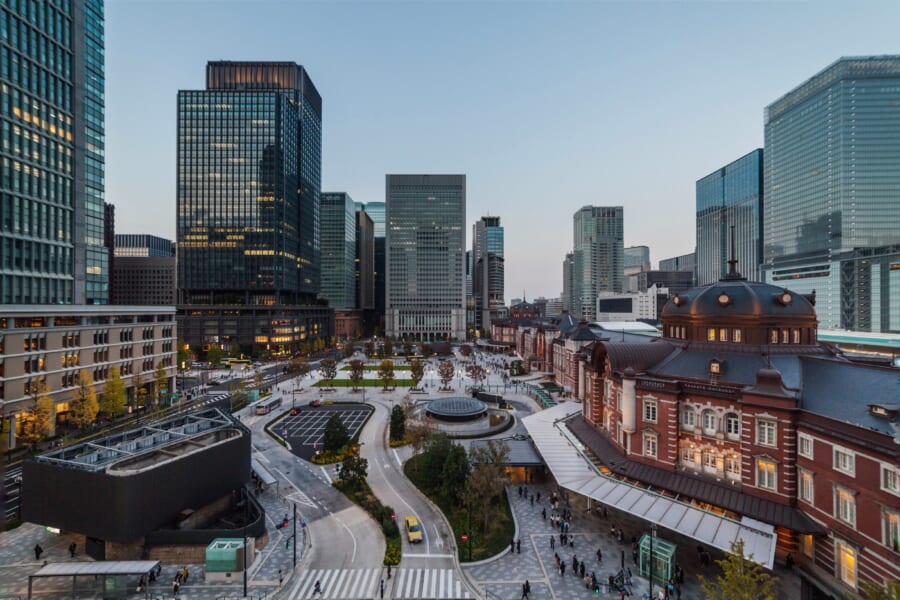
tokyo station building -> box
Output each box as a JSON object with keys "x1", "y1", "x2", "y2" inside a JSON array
[{"x1": 513, "y1": 263, "x2": 899, "y2": 598}]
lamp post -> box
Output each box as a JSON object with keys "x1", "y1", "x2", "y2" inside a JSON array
[
  {"x1": 649, "y1": 523, "x2": 658, "y2": 600},
  {"x1": 179, "y1": 361, "x2": 186, "y2": 405}
]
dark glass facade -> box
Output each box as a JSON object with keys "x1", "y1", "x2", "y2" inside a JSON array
[
  {"x1": 319, "y1": 192, "x2": 355, "y2": 309},
  {"x1": 572, "y1": 206, "x2": 624, "y2": 320},
  {"x1": 695, "y1": 149, "x2": 763, "y2": 285},
  {"x1": 1, "y1": 0, "x2": 106, "y2": 304},
  {"x1": 763, "y1": 56, "x2": 900, "y2": 329}
]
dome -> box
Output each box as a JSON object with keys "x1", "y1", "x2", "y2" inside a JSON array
[{"x1": 661, "y1": 279, "x2": 816, "y2": 321}]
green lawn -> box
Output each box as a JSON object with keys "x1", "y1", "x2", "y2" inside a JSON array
[
  {"x1": 403, "y1": 454, "x2": 514, "y2": 562},
  {"x1": 314, "y1": 379, "x2": 415, "y2": 388},
  {"x1": 340, "y1": 365, "x2": 412, "y2": 371}
]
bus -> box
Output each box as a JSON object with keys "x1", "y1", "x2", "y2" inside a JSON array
[
  {"x1": 226, "y1": 358, "x2": 252, "y2": 367},
  {"x1": 255, "y1": 396, "x2": 283, "y2": 415}
]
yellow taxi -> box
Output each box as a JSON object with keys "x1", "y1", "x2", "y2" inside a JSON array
[{"x1": 405, "y1": 516, "x2": 423, "y2": 544}]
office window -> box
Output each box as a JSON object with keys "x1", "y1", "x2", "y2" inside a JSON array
[
  {"x1": 798, "y1": 433, "x2": 814, "y2": 459},
  {"x1": 835, "y1": 540, "x2": 857, "y2": 589},
  {"x1": 800, "y1": 534, "x2": 814, "y2": 559},
  {"x1": 833, "y1": 447, "x2": 855, "y2": 477},
  {"x1": 799, "y1": 470, "x2": 814, "y2": 504},
  {"x1": 643, "y1": 432, "x2": 657, "y2": 459},
  {"x1": 725, "y1": 413, "x2": 740, "y2": 437},
  {"x1": 757, "y1": 419, "x2": 776, "y2": 446},
  {"x1": 883, "y1": 510, "x2": 900, "y2": 553},
  {"x1": 643, "y1": 399, "x2": 657, "y2": 423},
  {"x1": 881, "y1": 465, "x2": 899, "y2": 495},
  {"x1": 702, "y1": 409, "x2": 717, "y2": 434},
  {"x1": 682, "y1": 408, "x2": 695, "y2": 428},
  {"x1": 756, "y1": 459, "x2": 777, "y2": 491},
  {"x1": 835, "y1": 487, "x2": 856, "y2": 526}
]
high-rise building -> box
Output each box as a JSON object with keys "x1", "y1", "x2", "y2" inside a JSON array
[
  {"x1": 696, "y1": 149, "x2": 763, "y2": 286},
  {"x1": 0, "y1": 0, "x2": 107, "y2": 304},
  {"x1": 763, "y1": 56, "x2": 900, "y2": 331},
  {"x1": 114, "y1": 235, "x2": 176, "y2": 257},
  {"x1": 385, "y1": 175, "x2": 466, "y2": 340},
  {"x1": 355, "y1": 210, "x2": 374, "y2": 311},
  {"x1": 319, "y1": 193, "x2": 356, "y2": 309},
  {"x1": 472, "y1": 216, "x2": 505, "y2": 334},
  {"x1": 111, "y1": 235, "x2": 176, "y2": 305},
  {"x1": 624, "y1": 246, "x2": 651, "y2": 273},
  {"x1": 658, "y1": 252, "x2": 696, "y2": 277},
  {"x1": 176, "y1": 61, "x2": 331, "y2": 354},
  {"x1": 0, "y1": 1, "x2": 175, "y2": 447},
  {"x1": 362, "y1": 202, "x2": 386, "y2": 330},
  {"x1": 572, "y1": 206, "x2": 624, "y2": 321},
  {"x1": 561, "y1": 252, "x2": 575, "y2": 313}
]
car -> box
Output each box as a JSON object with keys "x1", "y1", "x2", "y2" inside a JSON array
[
  {"x1": 308, "y1": 399, "x2": 321, "y2": 407},
  {"x1": 290, "y1": 408, "x2": 300, "y2": 416},
  {"x1": 405, "y1": 516, "x2": 423, "y2": 543}
]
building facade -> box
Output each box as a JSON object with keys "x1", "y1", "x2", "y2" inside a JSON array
[
  {"x1": 319, "y1": 192, "x2": 356, "y2": 309},
  {"x1": 111, "y1": 257, "x2": 176, "y2": 306},
  {"x1": 360, "y1": 202, "x2": 386, "y2": 332},
  {"x1": 572, "y1": 206, "x2": 624, "y2": 321},
  {"x1": 472, "y1": 215, "x2": 505, "y2": 335},
  {"x1": 355, "y1": 209, "x2": 374, "y2": 311},
  {"x1": 1, "y1": 0, "x2": 108, "y2": 304},
  {"x1": 658, "y1": 252, "x2": 696, "y2": 281},
  {"x1": 176, "y1": 62, "x2": 330, "y2": 354},
  {"x1": 696, "y1": 149, "x2": 764, "y2": 286},
  {"x1": 385, "y1": 175, "x2": 465, "y2": 341},
  {"x1": 624, "y1": 245, "x2": 651, "y2": 276},
  {"x1": 114, "y1": 234, "x2": 175, "y2": 257},
  {"x1": 763, "y1": 56, "x2": 900, "y2": 331},
  {"x1": 562, "y1": 252, "x2": 575, "y2": 313},
  {"x1": 595, "y1": 285, "x2": 669, "y2": 322},
  {"x1": 635, "y1": 270, "x2": 695, "y2": 295}
]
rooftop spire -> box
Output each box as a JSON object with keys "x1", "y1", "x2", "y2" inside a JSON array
[{"x1": 722, "y1": 224, "x2": 746, "y2": 281}]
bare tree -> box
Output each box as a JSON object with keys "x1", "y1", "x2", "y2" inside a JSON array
[
  {"x1": 438, "y1": 360, "x2": 455, "y2": 390},
  {"x1": 467, "y1": 439, "x2": 511, "y2": 532},
  {"x1": 349, "y1": 359, "x2": 365, "y2": 391}
]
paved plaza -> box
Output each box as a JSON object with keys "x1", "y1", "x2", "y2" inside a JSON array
[{"x1": 279, "y1": 403, "x2": 373, "y2": 460}]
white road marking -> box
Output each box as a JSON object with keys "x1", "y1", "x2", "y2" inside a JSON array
[
  {"x1": 320, "y1": 465, "x2": 332, "y2": 484},
  {"x1": 392, "y1": 448, "x2": 403, "y2": 468},
  {"x1": 330, "y1": 510, "x2": 358, "y2": 563}
]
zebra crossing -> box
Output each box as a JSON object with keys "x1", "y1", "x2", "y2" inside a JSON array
[{"x1": 287, "y1": 568, "x2": 471, "y2": 599}]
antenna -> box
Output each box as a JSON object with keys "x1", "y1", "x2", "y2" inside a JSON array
[{"x1": 722, "y1": 225, "x2": 745, "y2": 281}]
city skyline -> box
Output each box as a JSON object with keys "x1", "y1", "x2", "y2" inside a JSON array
[{"x1": 106, "y1": 1, "x2": 900, "y2": 302}]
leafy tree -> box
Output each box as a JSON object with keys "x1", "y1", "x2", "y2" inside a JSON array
[
  {"x1": 101, "y1": 366, "x2": 127, "y2": 417},
  {"x1": 288, "y1": 356, "x2": 310, "y2": 378},
  {"x1": 407, "y1": 421, "x2": 435, "y2": 475},
  {"x1": 858, "y1": 580, "x2": 900, "y2": 600},
  {"x1": 409, "y1": 358, "x2": 424, "y2": 389},
  {"x1": 441, "y1": 443, "x2": 470, "y2": 506},
  {"x1": 466, "y1": 364, "x2": 486, "y2": 388},
  {"x1": 509, "y1": 359, "x2": 525, "y2": 376},
  {"x1": 459, "y1": 344, "x2": 473, "y2": 357},
  {"x1": 253, "y1": 369, "x2": 264, "y2": 390},
  {"x1": 155, "y1": 361, "x2": 168, "y2": 406},
  {"x1": 349, "y1": 359, "x2": 365, "y2": 392},
  {"x1": 314, "y1": 338, "x2": 325, "y2": 353},
  {"x1": 228, "y1": 378, "x2": 248, "y2": 411},
  {"x1": 318, "y1": 358, "x2": 337, "y2": 388},
  {"x1": 364, "y1": 340, "x2": 376, "y2": 359},
  {"x1": 421, "y1": 434, "x2": 453, "y2": 493},
  {"x1": 403, "y1": 342, "x2": 414, "y2": 359},
  {"x1": 339, "y1": 455, "x2": 368, "y2": 490},
  {"x1": 438, "y1": 361, "x2": 455, "y2": 390},
  {"x1": 343, "y1": 343, "x2": 355, "y2": 360},
  {"x1": 207, "y1": 345, "x2": 222, "y2": 366},
  {"x1": 468, "y1": 439, "x2": 510, "y2": 532},
  {"x1": 70, "y1": 369, "x2": 99, "y2": 429},
  {"x1": 176, "y1": 338, "x2": 191, "y2": 369},
  {"x1": 20, "y1": 380, "x2": 54, "y2": 446},
  {"x1": 699, "y1": 539, "x2": 778, "y2": 600},
  {"x1": 389, "y1": 405, "x2": 406, "y2": 441},
  {"x1": 421, "y1": 343, "x2": 432, "y2": 358},
  {"x1": 132, "y1": 372, "x2": 147, "y2": 409},
  {"x1": 323, "y1": 413, "x2": 350, "y2": 452},
  {"x1": 227, "y1": 341, "x2": 241, "y2": 359},
  {"x1": 383, "y1": 340, "x2": 394, "y2": 357},
  {"x1": 378, "y1": 359, "x2": 395, "y2": 391}
]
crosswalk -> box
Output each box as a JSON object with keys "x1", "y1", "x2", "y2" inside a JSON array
[{"x1": 288, "y1": 568, "x2": 471, "y2": 599}]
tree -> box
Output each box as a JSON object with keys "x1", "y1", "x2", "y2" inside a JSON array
[
  {"x1": 364, "y1": 340, "x2": 376, "y2": 359},
  {"x1": 343, "y1": 344, "x2": 355, "y2": 360},
  {"x1": 421, "y1": 434, "x2": 454, "y2": 493},
  {"x1": 459, "y1": 344, "x2": 473, "y2": 357},
  {"x1": 407, "y1": 421, "x2": 435, "y2": 475},
  {"x1": 253, "y1": 369, "x2": 264, "y2": 390},
  {"x1": 228, "y1": 341, "x2": 241, "y2": 359},
  {"x1": 323, "y1": 413, "x2": 350, "y2": 452},
  {"x1": 288, "y1": 356, "x2": 310, "y2": 378},
  {"x1": 19, "y1": 380, "x2": 54, "y2": 446},
  {"x1": 339, "y1": 455, "x2": 368, "y2": 490},
  {"x1": 409, "y1": 358, "x2": 424, "y2": 390},
  {"x1": 438, "y1": 361, "x2": 455, "y2": 390},
  {"x1": 858, "y1": 580, "x2": 900, "y2": 600},
  {"x1": 318, "y1": 358, "x2": 337, "y2": 389},
  {"x1": 349, "y1": 359, "x2": 365, "y2": 392},
  {"x1": 403, "y1": 342, "x2": 414, "y2": 360},
  {"x1": 207, "y1": 345, "x2": 222, "y2": 366},
  {"x1": 101, "y1": 367, "x2": 127, "y2": 417},
  {"x1": 699, "y1": 539, "x2": 778, "y2": 600},
  {"x1": 132, "y1": 371, "x2": 147, "y2": 409},
  {"x1": 155, "y1": 361, "x2": 168, "y2": 406},
  {"x1": 378, "y1": 359, "x2": 395, "y2": 391},
  {"x1": 70, "y1": 369, "x2": 99, "y2": 430},
  {"x1": 300, "y1": 340, "x2": 311, "y2": 356},
  {"x1": 383, "y1": 340, "x2": 394, "y2": 357},
  {"x1": 441, "y1": 443, "x2": 470, "y2": 507},
  {"x1": 466, "y1": 364, "x2": 486, "y2": 389},
  {"x1": 389, "y1": 405, "x2": 406, "y2": 441},
  {"x1": 228, "y1": 378, "x2": 248, "y2": 411},
  {"x1": 468, "y1": 439, "x2": 510, "y2": 532}
]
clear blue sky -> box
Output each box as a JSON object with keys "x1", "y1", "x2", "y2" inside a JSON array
[{"x1": 106, "y1": 0, "x2": 899, "y2": 303}]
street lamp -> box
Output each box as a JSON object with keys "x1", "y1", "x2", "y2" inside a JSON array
[
  {"x1": 180, "y1": 361, "x2": 186, "y2": 404},
  {"x1": 649, "y1": 523, "x2": 658, "y2": 600}
]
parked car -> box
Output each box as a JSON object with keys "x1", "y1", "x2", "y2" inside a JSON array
[{"x1": 308, "y1": 399, "x2": 321, "y2": 407}]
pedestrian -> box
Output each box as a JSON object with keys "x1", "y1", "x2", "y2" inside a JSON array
[
  {"x1": 68, "y1": 542, "x2": 76, "y2": 558},
  {"x1": 278, "y1": 568, "x2": 283, "y2": 586},
  {"x1": 597, "y1": 548, "x2": 603, "y2": 563},
  {"x1": 633, "y1": 549, "x2": 638, "y2": 565},
  {"x1": 517, "y1": 538, "x2": 521, "y2": 553},
  {"x1": 537, "y1": 492, "x2": 541, "y2": 503},
  {"x1": 511, "y1": 539, "x2": 515, "y2": 553},
  {"x1": 34, "y1": 544, "x2": 43, "y2": 560},
  {"x1": 580, "y1": 561, "x2": 586, "y2": 578},
  {"x1": 570, "y1": 537, "x2": 575, "y2": 549},
  {"x1": 550, "y1": 536, "x2": 555, "y2": 549},
  {"x1": 560, "y1": 561, "x2": 566, "y2": 576},
  {"x1": 572, "y1": 555, "x2": 578, "y2": 572},
  {"x1": 387, "y1": 564, "x2": 392, "y2": 579},
  {"x1": 313, "y1": 579, "x2": 322, "y2": 595},
  {"x1": 173, "y1": 579, "x2": 180, "y2": 597},
  {"x1": 530, "y1": 494, "x2": 534, "y2": 506},
  {"x1": 542, "y1": 507, "x2": 546, "y2": 521},
  {"x1": 380, "y1": 578, "x2": 385, "y2": 600},
  {"x1": 182, "y1": 566, "x2": 189, "y2": 583}
]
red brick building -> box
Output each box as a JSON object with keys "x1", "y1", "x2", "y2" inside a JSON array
[{"x1": 553, "y1": 266, "x2": 899, "y2": 598}]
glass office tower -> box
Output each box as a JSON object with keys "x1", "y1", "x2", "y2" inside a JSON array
[
  {"x1": 472, "y1": 216, "x2": 504, "y2": 334},
  {"x1": 385, "y1": 175, "x2": 466, "y2": 340},
  {"x1": 362, "y1": 202, "x2": 386, "y2": 330},
  {"x1": 1, "y1": 0, "x2": 107, "y2": 304},
  {"x1": 319, "y1": 192, "x2": 356, "y2": 309},
  {"x1": 763, "y1": 56, "x2": 900, "y2": 330},
  {"x1": 572, "y1": 206, "x2": 624, "y2": 321},
  {"x1": 696, "y1": 149, "x2": 763, "y2": 286}
]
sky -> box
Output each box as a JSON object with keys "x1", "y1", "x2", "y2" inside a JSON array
[{"x1": 106, "y1": 0, "x2": 900, "y2": 303}]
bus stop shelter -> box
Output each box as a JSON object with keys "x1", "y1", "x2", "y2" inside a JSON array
[{"x1": 28, "y1": 560, "x2": 159, "y2": 599}]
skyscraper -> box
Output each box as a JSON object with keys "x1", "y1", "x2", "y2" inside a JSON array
[
  {"x1": 355, "y1": 209, "x2": 374, "y2": 311},
  {"x1": 385, "y1": 175, "x2": 466, "y2": 340},
  {"x1": 763, "y1": 56, "x2": 900, "y2": 331},
  {"x1": 472, "y1": 216, "x2": 505, "y2": 335},
  {"x1": 562, "y1": 252, "x2": 575, "y2": 313},
  {"x1": 362, "y1": 202, "x2": 386, "y2": 331},
  {"x1": 696, "y1": 149, "x2": 763, "y2": 285},
  {"x1": 624, "y1": 246, "x2": 651, "y2": 273},
  {"x1": 319, "y1": 192, "x2": 356, "y2": 309},
  {"x1": 572, "y1": 206, "x2": 624, "y2": 321},
  {"x1": 176, "y1": 61, "x2": 331, "y2": 354},
  {"x1": 1, "y1": 0, "x2": 107, "y2": 304}
]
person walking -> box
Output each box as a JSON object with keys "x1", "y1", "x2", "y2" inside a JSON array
[
  {"x1": 560, "y1": 561, "x2": 566, "y2": 576},
  {"x1": 278, "y1": 568, "x2": 283, "y2": 586},
  {"x1": 510, "y1": 539, "x2": 515, "y2": 554},
  {"x1": 517, "y1": 538, "x2": 521, "y2": 554},
  {"x1": 380, "y1": 578, "x2": 385, "y2": 600},
  {"x1": 313, "y1": 579, "x2": 322, "y2": 595},
  {"x1": 542, "y1": 507, "x2": 546, "y2": 521},
  {"x1": 172, "y1": 579, "x2": 180, "y2": 597},
  {"x1": 597, "y1": 547, "x2": 603, "y2": 563},
  {"x1": 550, "y1": 536, "x2": 555, "y2": 549},
  {"x1": 387, "y1": 564, "x2": 392, "y2": 579},
  {"x1": 34, "y1": 544, "x2": 43, "y2": 560},
  {"x1": 182, "y1": 566, "x2": 189, "y2": 583},
  {"x1": 68, "y1": 542, "x2": 77, "y2": 558}
]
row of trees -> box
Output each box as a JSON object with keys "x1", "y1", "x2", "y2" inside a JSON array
[
  {"x1": 17, "y1": 362, "x2": 169, "y2": 446},
  {"x1": 362, "y1": 340, "x2": 435, "y2": 360}
]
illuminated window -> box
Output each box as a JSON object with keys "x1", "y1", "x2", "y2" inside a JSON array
[
  {"x1": 757, "y1": 419, "x2": 776, "y2": 446},
  {"x1": 800, "y1": 535, "x2": 814, "y2": 559},
  {"x1": 719, "y1": 328, "x2": 728, "y2": 342},
  {"x1": 707, "y1": 328, "x2": 716, "y2": 342},
  {"x1": 733, "y1": 329, "x2": 742, "y2": 342},
  {"x1": 725, "y1": 455, "x2": 740, "y2": 477},
  {"x1": 835, "y1": 540, "x2": 857, "y2": 588},
  {"x1": 799, "y1": 470, "x2": 814, "y2": 503},
  {"x1": 680, "y1": 445, "x2": 695, "y2": 464},
  {"x1": 782, "y1": 329, "x2": 790, "y2": 344},
  {"x1": 833, "y1": 447, "x2": 855, "y2": 477},
  {"x1": 792, "y1": 329, "x2": 801, "y2": 344},
  {"x1": 756, "y1": 459, "x2": 777, "y2": 490},
  {"x1": 835, "y1": 487, "x2": 856, "y2": 526},
  {"x1": 703, "y1": 450, "x2": 718, "y2": 471},
  {"x1": 883, "y1": 510, "x2": 900, "y2": 552},
  {"x1": 770, "y1": 330, "x2": 778, "y2": 344}
]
